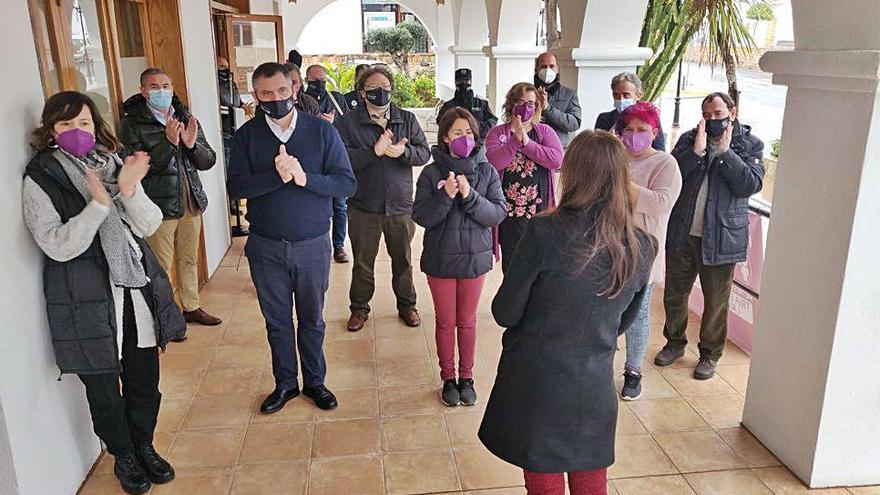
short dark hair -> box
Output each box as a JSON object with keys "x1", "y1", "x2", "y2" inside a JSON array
[
  {"x1": 287, "y1": 49, "x2": 302, "y2": 68},
  {"x1": 32, "y1": 91, "x2": 122, "y2": 152},
  {"x1": 702, "y1": 92, "x2": 736, "y2": 111},
  {"x1": 252, "y1": 62, "x2": 292, "y2": 86},
  {"x1": 356, "y1": 65, "x2": 395, "y2": 92},
  {"x1": 305, "y1": 64, "x2": 325, "y2": 78},
  {"x1": 355, "y1": 64, "x2": 370, "y2": 78},
  {"x1": 437, "y1": 107, "x2": 482, "y2": 154},
  {"x1": 140, "y1": 67, "x2": 170, "y2": 86}
]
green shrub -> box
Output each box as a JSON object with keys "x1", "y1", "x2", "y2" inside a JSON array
[
  {"x1": 770, "y1": 138, "x2": 781, "y2": 159},
  {"x1": 321, "y1": 62, "x2": 357, "y2": 94},
  {"x1": 747, "y1": 3, "x2": 775, "y2": 21},
  {"x1": 392, "y1": 72, "x2": 422, "y2": 108},
  {"x1": 413, "y1": 75, "x2": 436, "y2": 106}
]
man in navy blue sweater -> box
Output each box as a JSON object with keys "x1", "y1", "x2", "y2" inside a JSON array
[{"x1": 228, "y1": 62, "x2": 356, "y2": 414}]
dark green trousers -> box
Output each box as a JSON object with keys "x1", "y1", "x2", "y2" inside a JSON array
[
  {"x1": 662, "y1": 236, "x2": 735, "y2": 361},
  {"x1": 348, "y1": 207, "x2": 417, "y2": 313}
]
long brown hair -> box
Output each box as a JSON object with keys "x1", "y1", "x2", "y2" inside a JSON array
[
  {"x1": 501, "y1": 82, "x2": 543, "y2": 125},
  {"x1": 553, "y1": 130, "x2": 642, "y2": 298},
  {"x1": 31, "y1": 91, "x2": 122, "y2": 152},
  {"x1": 436, "y1": 107, "x2": 481, "y2": 154}
]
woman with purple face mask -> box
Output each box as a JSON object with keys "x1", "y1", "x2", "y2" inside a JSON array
[
  {"x1": 413, "y1": 107, "x2": 507, "y2": 407},
  {"x1": 485, "y1": 82, "x2": 564, "y2": 272},
  {"x1": 614, "y1": 101, "x2": 682, "y2": 400}
]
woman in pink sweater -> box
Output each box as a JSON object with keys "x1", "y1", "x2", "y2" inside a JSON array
[
  {"x1": 615, "y1": 102, "x2": 682, "y2": 400},
  {"x1": 485, "y1": 82, "x2": 564, "y2": 272}
]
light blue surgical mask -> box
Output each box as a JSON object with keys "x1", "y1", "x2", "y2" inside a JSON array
[
  {"x1": 148, "y1": 89, "x2": 173, "y2": 109},
  {"x1": 614, "y1": 98, "x2": 635, "y2": 112}
]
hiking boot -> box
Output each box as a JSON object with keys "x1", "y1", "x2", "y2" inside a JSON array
[
  {"x1": 114, "y1": 452, "x2": 151, "y2": 495},
  {"x1": 398, "y1": 308, "x2": 421, "y2": 327},
  {"x1": 458, "y1": 378, "x2": 477, "y2": 406},
  {"x1": 621, "y1": 370, "x2": 643, "y2": 401},
  {"x1": 654, "y1": 345, "x2": 685, "y2": 367},
  {"x1": 440, "y1": 379, "x2": 460, "y2": 407},
  {"x1": 134, "y1": 444, "x2": 175, "y2": 484},
  {"x1": 694, "y1": 358, "x2": 718, "y2": 380},
  {"x1": 333, "y1": 247, "x2": 349, "y2": 263},
  {"x1": 347, "y1": 310, "x2": 369, "y2": 332}
]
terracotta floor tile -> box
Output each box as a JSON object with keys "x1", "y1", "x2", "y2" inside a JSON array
[
  {"x1": 324, "y1": 338, "x2": 376, "y2": 363},
  {"x1": 315, "y1": 387, "x2": 380, "y2": 422},
  {"x1": 445, "y1": 411, "x2": 484, "y2": 447},
  {"x1": 685, "y1": 469, "x2": 772, "y2": 495},
  {"x1": 374, "y1": 315, "x2": 423, "y2": 338},
  {"x1": 612, "y1": 474, "x2": 696, "y2": 495},
  {"x1": 382, "y1": 414, "x2": 450, "y2": 452},
  {"x1": 463, "y1": 488, "x2": 526, "y2": 495},
  {"x1": 308, "y1": 454, "x2": 385, "y2": 495},
  {"x1": 629, "y1": 398, "x2": 711, "y2": 433},
  {"x1": 182, "y1": 327, "x2": 225, "y2": 348},
  {"x1": 312, "y1": 418, "x2": 381, "y2": 458},
  {"x1": 613, "y1": 370, "x2": 680, "y2": 400},
  {"x1": 380, "y1": 384, "x2": 444, "y2": 417},
  {"x1": 384, "y1": 447, "x2": 461, "y2": 494},
  {"x1": 378, "y1": 356, "x2": 437, "y2": 388},
  {"x1": 182, "y1": 394, "x2": 253, "y2": 430},
  {"x1": 239, "y1": 423, "x2": 312, "y2": 463},
  {"x1": 715, "y1": 363, "x2": 751, "y2": 395},
  {"x1": 156, "y1": 398, "x2": 193, "y2": 433},
  {"x1": 653, "y1": 430, "x2": 747, "y2": 473},
  {"x1": 220, "y1": 326, "x2": 266, "y2": 347},
  {"x1": 849, "y1": 486, "x2": 880, "y2": 494},
  {"x1": 660, "y1": 368, "x2": 738, "y2": 397},
  {"x1": 249, "y1": 395, "x2": 317, "y2": 425},
  {"x1": 717, "y1": 427, "x2": 780, "y2": 468},
  {"x1": 160, "y1": 346, "x2": 216, "y2": 371},
  {"x1": 617, "y1": 403, "x2": 649, "y2": 436},
  {"x1": 197, "y1": 367, "x2": 263, "y2": 397},
  {"x1": 159, "y1": 368, "x2": 206, "y2": 399},
  {"x1": 152, "y1": 467, "x2": 235, "y2": 495},
  {"x1": 454, "y1": 445, "x2": 523, "y2": 490},
  {"x1": 78, "y1": 474, "x2": 129, "y2": 495},
  {"x1": 752, "y1": 467, "x2": 852, "y2": 494},
  {"x1": 608, "y1": 434, "x2": 679, "y2": 479},
  {"x1": 210, "y1": 344, "x2": 269, "y2": 370},
  {"x1": 376, "y1": 334, "x2": 429, "y2": 360},
  {"x1": 684, "y1": 393, "x2": 745, "y2": 429},
  {"x1": 169, "y1": 427, "x2": 247, "y2": 468},
  {"x1": 324, "y1": 359, "x2": 378, "y2": 389},
  {"x1": 230, "y1": 460, "x2": 308, "y2": 495}
]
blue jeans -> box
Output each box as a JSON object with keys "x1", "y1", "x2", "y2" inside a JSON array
[
  {"x1": 625, "y1": 283, "x2": 655, "y2": 372},
  {"x1": 245, "y1": 232, "x2": 331, "y2": 390},
  {"x1": 332, "y1": 197, "x2": 348, "y2": 249}
]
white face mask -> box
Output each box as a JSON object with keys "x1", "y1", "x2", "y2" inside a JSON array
[{"x1": 538, "y1": 68, "x2": 557, "y2": 85}]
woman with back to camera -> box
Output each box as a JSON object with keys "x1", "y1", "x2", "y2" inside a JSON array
[
  {"x1": 479, "y1": 131, "x2": 657, "y2": 495},
  {"x1": 22, "y1": 91, "x2": 185, "y2": 495}
]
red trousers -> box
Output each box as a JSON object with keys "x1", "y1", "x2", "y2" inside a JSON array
[
  {"x1": 523, "y1": 468, "x2": 607, "y2": 495},
  {"x1": 426, "y1": 274, "x2": 486, "y2": 381}
]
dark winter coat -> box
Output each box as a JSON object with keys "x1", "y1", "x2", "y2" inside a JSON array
[
  {"x1": 412, "y1": 146, "x2": 506, "y2": 279},
  {"x1": 335, "y1": 103, "x2": 430, "y2": 216},
  {"x1": 594, "y1": 108, "x2": 667, "y2": 151},
  {"x1": 24, "y1": 150, "x2": 185, "y2": 375},
  {"x1": 479, "y1": 212, "x2": 656, "y2": 473},
  {"x1": 119, "y1": 94, "x2": 216, "y2": 219},
  {"x1": 536, "y1": 77, "x2": 582, "y2": 148},
  {"x1": 436, "y1": 91, "x2": 498, "y2": 138},
  {"x1": 667, "y1": 120, "x2": 764, "y2": 266}
]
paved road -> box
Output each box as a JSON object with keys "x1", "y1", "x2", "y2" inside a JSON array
[{"x1": 656, "y1": 62, "x2": 787, "y2": 152}]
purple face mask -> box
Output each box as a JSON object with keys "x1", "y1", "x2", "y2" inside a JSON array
[
  {"x1": 621, "y1": 130, "x2": 653, "y2": 154},
  {"x1": 448, "y1": 134, "x2": 476, "y2": 158},
  {"x1": 513, "y1": 103, "x2": 535, "y2": 123},
  {"x1": 56, "y1": 128, "x2": 96, "y2": 157}
]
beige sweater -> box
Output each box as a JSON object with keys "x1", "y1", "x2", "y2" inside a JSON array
[{"x1": 630, "y1": 151, "x2": 682, "y2": 284}]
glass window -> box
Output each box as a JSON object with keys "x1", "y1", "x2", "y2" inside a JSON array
[{"x1": 70, "y1": 0, "x2": 114, "y2": 124}]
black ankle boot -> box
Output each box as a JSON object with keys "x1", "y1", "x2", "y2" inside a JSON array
[
  {"x1": 134, "y1": 444, "x2": 176, "y2": 484},
  {"x1": 114, "y1": 452, "x2": 151, "y2": 495}
]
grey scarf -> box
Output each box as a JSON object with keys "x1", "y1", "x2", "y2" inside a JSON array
[{"x1": 53, "y1": 148, "x2": 149, "y2": 288}]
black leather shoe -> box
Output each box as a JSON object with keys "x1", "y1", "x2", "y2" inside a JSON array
[
  {"x1": 134, "y1": 444, "x2": 175, "y2": 484},
  {"x1": 303, "y1": 385, "x2": 338, "y2": 410},
  {"x1": 260, "y1": 388, "x2": 300, "y2": 414},
  {"x1": 114, "y1": 452, "x2": 151, "y2": 495}
]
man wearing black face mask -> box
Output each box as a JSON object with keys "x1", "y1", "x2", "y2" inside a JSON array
[
  {"x1": 305, "y1": 64, "x2": 349, "y2": 125},
  {"x1": 533, "y1": 51, "x2": 581, "y2": 148},
  {"x1": 335, "y1": 64, "x2": 431, "y2": 332},
  {"x1": 655, "y1": 92, "x2": 764, "y2": 381},
  {"x1": 435, "y1": 68, "x2": 497, "y2": 138},
  {"x1": 227, "y1": 62, "x2": 356, "y2": 414},
  {"x1": 344, "y1": 64, "x2": 370, "y2": 110}
]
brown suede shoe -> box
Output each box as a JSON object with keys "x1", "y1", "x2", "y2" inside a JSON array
[
  {"x1": 183, "y1": 308, "x2": 222, "y2": 326},
  {"x1": 347, "y1": 310, "x2": 369, "y2": 332},
  {"x1": 398, "y1": 308, "x2": 421, "y2": 328},
  {"x1": 333, "y1": 247, "x2": 349, "y2": 263}
]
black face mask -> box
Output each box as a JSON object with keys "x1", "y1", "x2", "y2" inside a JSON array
[
  {"x1": 306, "y1": 80, "x2": 326, "y2": 99},
  {"x1": 258, "y1": 96, "x2": 294, "y2": 120},
  {"x1": 456, "y1": 82, "x2": 471, "y2": 92},
  {"x1": 218, "y1": 68, "x2": 231, "y2": 79},
  {"x1": 365, "y1": 87, "x2": 392, "y2": 107},
  {"x1": 705, "y1": 116, "x2": 731, "y2": 138}
]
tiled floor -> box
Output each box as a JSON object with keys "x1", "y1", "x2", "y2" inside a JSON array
[{"x1": 78, "y1": 234, "x2": 877, "y2": 495}]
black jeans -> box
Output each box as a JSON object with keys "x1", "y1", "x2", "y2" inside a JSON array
[{"x1": 78, "y1": 289, "x2": 161, "y2": 457}]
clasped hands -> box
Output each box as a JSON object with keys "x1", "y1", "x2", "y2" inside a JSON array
[
  {"x1": 275, "y1": 144, "x2": 308, "y2": 186},
  {"x1": 442, "y1": 171, "x2": 471, "y2": 199}
]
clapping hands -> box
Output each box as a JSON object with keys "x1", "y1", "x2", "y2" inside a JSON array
[
  {"x1": 442, "y1": 171, "x2": 471, "y2": 199},
  {"x1": 275, "y1": 144, "x2": 307, "y2": 186},
  {"x1": 374, "y1": 129, "x2": 409, "y2": 158}
]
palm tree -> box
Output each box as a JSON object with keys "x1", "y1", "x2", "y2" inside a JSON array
[
  {"x1": 545, "y1": 0, "x2": 561, "y2": 49},
  {"x1": 638, "y1": 0, "x2": 762, "y2": 105}
]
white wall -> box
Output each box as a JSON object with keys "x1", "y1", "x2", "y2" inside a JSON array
[
  {"x1": 0, "y1": 2, "x2": 101, "y2": 494},
  {"x1": 298, "y1": 0, "x2": 363, "y2": 55},
  {"x1": 179, "y1": 0, "x2": 232, "y2": 274}
]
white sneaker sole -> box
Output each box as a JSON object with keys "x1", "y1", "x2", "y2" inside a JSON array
[{"x1": 621, "y1": 392, "x2": 642, "y2": 401}]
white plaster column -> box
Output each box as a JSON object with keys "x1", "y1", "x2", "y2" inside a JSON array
[
  {"x1": 434, "y1": 2, "x2": 457, "y2": 101},
  {"x1": 556, "y1": 47, "x2": 652, "y2": 132},
  {"x1": 742, "y1": 46, "x2": 880, "y2": 488},
  {"x1": 486, "y1": 45, "x2": 544, "y2": 114},
  {"x1": 451, "y1": 46, "x2": 490, "y2": 97}
]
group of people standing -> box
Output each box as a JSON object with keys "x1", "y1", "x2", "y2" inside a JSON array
[{"x1": 21, "y1": 44, "x2": 764, "y2": 495}]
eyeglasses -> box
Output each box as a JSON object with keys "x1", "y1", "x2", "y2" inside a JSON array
[{"x1": 514, "y1": 100, "x2": 536, "y2": 109}]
